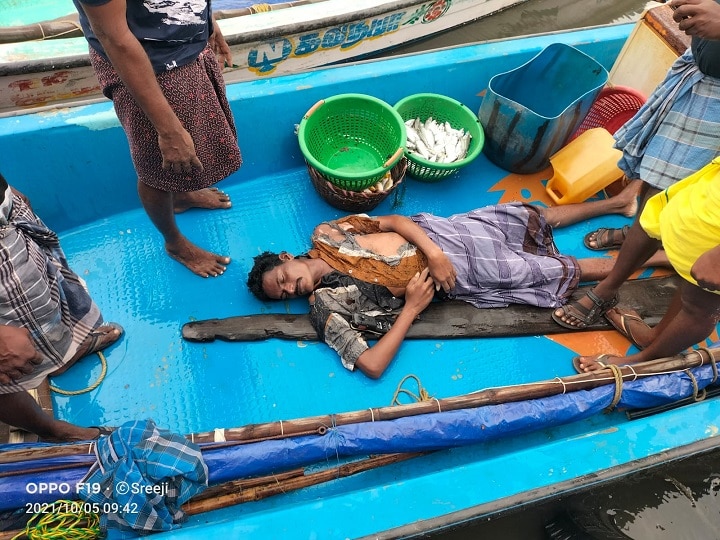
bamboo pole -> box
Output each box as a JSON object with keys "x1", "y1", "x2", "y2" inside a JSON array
[
  {"x1": 0, "y1": 18, "x2": 82, "y2": 44},
  {"x1": 2, "y1": 347, "x2": 718, "y2": 466},
  {"x1": 188, "y1": 347, "x2": 720, "y2": 443},
  {"x1": 0, "y1": 453, "x2": 424, "y2": 539},
  {"x1": 182, "y1": 452, "x2": 423, "y2": 515}
]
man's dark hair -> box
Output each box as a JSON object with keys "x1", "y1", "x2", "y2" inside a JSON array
[{"x1": 246, "y1": 251, "x2": 284, "y2": 301}]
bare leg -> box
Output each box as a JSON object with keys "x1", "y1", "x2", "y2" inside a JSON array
[
  {"x1": 174, "y1": 187, "x2": 231, "y2": 213},
  {"x1": 540, "y1": 180, "x2": 641, "y2": 228},
  {"x1": 584, "y1": 182, "x2": 657, "y2": 249},
  {"x1": 0, "y1": 391, "x2": 100, "y2": 441},
  {"x1": 138, "y1": 181, "x2": 230, "y2": 278},
  {"x1": 575, "y1": 282, "x2": 720, "y2": 372},
  {"x1": 553, "y1": 197, "x2": 664, "y2": 328},
  {"x1": 576, "y1": 250, "x2": 670, "y2": 282}
]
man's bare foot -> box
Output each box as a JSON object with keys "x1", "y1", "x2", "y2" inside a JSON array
[
  {"x1": 41, "y1": 424, "x2": 112, "y2": 442},
  {"x1": 174, "y1": 187, "x2": 231, "y2": 213},
  {"x1": 572, "y1": 353, "x2": 622, "y2": 373},
  {"x1": 167, "y1": 237, "x2": 230, "y2": 277},
  {"x1": 612, "y1": 179, "x2": 642, "y2": 217},
  {"x1": 605, "y1": 307, "x2": 654, "y2": 349}
]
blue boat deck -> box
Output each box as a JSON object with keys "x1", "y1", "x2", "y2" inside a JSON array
[
  {"x1": 52, "y1": 156, "x2": 647, "y2": 431},
  {"x1": 3, "y1": 24, "x2": 720, "y2": 539}
]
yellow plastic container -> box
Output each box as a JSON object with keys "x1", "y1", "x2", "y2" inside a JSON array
[{"x1": 546, "y1": 127, "x2": 624, "y2": 205}]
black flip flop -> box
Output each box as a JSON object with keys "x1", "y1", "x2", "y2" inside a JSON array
[
  {"x1": 605, "y1": 307, "x2": 648, "y2": 350},
  {"x1": 85, "y1": 322, "x2": 124, "y2": 355}
]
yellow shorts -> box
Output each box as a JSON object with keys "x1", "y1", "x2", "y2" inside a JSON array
[{"x1": 640, "y1": 158, "x2": 720, "y2": 291}]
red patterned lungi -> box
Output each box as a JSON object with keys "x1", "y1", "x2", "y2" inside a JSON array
[{"x1": 89, "y1": 46, "x2": 242, "y2": 192}]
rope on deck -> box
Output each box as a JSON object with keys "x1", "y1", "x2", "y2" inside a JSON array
[
  {"x1": 12, "y1": 500, "x2": 101, "y2": 539},
  {"x1": 391, "y1": 374, "x2": 432, "y2": 406},
  {"x1": 49, "y1": 352, "x2": 107, "y2": 396}
]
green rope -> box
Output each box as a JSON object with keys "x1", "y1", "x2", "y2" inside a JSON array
[
  {"x1": 12, "y1": 500, "x2": 101, "y2": 540},
  {"x1": 49, "y1": 351, "x2": 107, "y2": 396},
  {"x1": 391, "y1": 374, "x2": 432, "y2": 406}
]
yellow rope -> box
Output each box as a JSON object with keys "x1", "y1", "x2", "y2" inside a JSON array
[
  {"x1": 250, "y1": 3, "x2": 272, "y2": 12},
  {"x1": 49, "y1": 351, "x2": 107, "y2": 396},
  {"x1": 391, "y1": 374, "x2": 432, "y2": 406},
  {"x1": 604, "y1": 364, "x2": 624, "y2": 412},
  {"x1": 12, "y1": 500, "x2": 101, "y2": 540}
]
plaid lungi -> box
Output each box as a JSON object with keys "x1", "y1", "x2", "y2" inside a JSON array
[
  {"x1": 614, "y1": 49, "x2": 720, "y2": 190},
  {"x1": 90, "y1": 46, "x2": 242, "y2": 192},
  {"x1": 0, "y1": 188, "x2": 104, "y2": 394}
]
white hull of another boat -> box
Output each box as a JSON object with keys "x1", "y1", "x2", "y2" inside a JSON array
[{"x1": 0, "y1": 0, "x2": 529, "y2": 115}]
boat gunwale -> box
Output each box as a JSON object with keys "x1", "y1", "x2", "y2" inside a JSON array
[
  {"x1": 361, "y1": 435, "x2": 720, "y2": 539},
  {"x1": 0, "y1": 0, "x2": 528, "y2": 73}
]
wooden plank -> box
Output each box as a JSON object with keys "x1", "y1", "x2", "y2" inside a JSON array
[
  {"x1": 182, "y1": 275, "x2": 680, "y2": 342},
  {"x1": 609, "y1": 4, "x2": 691, "y2": 97}
]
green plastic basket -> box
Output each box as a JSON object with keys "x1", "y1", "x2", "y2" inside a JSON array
[
  {"x1": 298, "y1": 94, "x2": 406, "y2": 191},
  {"x1": 394, "y1": 93, "x2": 485, "y2": 182}
]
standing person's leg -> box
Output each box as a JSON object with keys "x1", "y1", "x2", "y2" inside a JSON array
[
  {"x1": 173, "y1": 187, "x2": 232, "y2": 213},
  {"x1": 574, "y1": 282, "x2": 720, "y2": 372},
  {"x1": 552, "y1": 221, "x2": 663, "y2": 328},
  {"x1": 138, "y1": 182, "x2": 230, "y2": 278},
  {"x1": 0, "y1": 391, "x2": 102, "y2": 441}
]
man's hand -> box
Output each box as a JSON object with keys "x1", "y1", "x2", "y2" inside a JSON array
[
  {"x1": 426, "y1": 251, "x2": 456, "y2": 293},
  {"x1": 670, "y1": 0, "x2": 720, "y2": 39},
  {"x1": 158, "y1": 129, "x2": 204, "y2": 175},
  {"x1": 403, "y1": 268, "x2": 436, "y2": 317},
  {"x1": 691, "y1": 246, "x2": 720, "y2": 292},
  {"x1": 209, "y1": 18, "x2": 233, "y2": 68},
  {"x1": 0, "y1": 326, "x2": 43, "y2": 385}
]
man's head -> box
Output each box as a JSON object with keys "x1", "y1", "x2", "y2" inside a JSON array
[{"x1": 247, "y1": 251, "x2": 316, "y2": 301}]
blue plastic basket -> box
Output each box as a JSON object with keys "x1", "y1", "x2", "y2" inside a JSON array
[{"x1": 478, "y1": 43, "x2": 609, "y2": 174}]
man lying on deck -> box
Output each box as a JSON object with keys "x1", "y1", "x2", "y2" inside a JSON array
[
  {"x1": 246, "y1": 182, "x2": 669, "y2": 379},
  {"x1": 0, "y1": 173, "x2": 123, "y2": 441},
  {"x1": 572, "y1": 158, "x2": 720, "y2": 373}
]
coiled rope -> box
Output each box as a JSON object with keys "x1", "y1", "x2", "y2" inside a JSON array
[
  {"x1": 391, "y1": 374, "x2": 432, "y2": 405},
  {"x1": 250, "y1": 3, "x2": 272, "y2": 12},
  {"x1": 49, "y1": 352, "x2": 107, "y2": 396},
  {"x1": 12, "y1": 500, "x2": 101, "y2": 540}
]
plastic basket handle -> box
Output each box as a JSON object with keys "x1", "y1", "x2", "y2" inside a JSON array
[
  {"x1": 383, "y1": 148, "x2": 404, "y2": 168},
  {"x1": 303, "y1": 100, "x2": 325, "y2": 119}
]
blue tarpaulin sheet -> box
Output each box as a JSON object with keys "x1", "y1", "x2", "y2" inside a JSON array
[{"x1": 1, "y1": 365, "x2": 717, "y2": 513}]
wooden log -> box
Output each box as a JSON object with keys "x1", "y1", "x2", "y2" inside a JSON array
[{"x1": 182, "y1": 276, "x2": 681, "y2": 342}]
